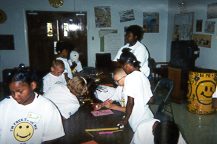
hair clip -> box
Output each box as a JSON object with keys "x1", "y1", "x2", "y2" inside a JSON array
[{"x1": 80, "y1": 76, "x2": 87, "y2": 84}]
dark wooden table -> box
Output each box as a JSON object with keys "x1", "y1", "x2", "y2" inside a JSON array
[{"x1": 56, "y1": 102, "x2": 134, "y2": 144}]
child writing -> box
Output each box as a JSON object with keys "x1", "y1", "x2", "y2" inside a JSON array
[
  {"x1": 56, "y1": 41, "x2": 73, "y2": 79},
  {"x1": 93, "y1": 68, "x2": 127, "y2": 112},
  {"x1": 43, "y1": 76, "x2": 88, "y2": 119},
  {"x1": 0, "y1": 66, "x2": 65, "y2": 144},
  {"x1": 43, "y1": 59, "x2": 67, "y2": 93},
  {"x1": 117, "y1": 48, "x2": 154, "y2": 132},
  {"x1": 94, "y1": 68, "x2": 127, "y2": 112}
]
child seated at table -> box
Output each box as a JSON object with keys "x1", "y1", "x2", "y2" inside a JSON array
[
  {"x1": 0, "y1": 66, "x2": 65, "y2": 143},
  {"x1": 93, "y1": 68, "x2": 127, "y2": 112},
  {"x1": 43, "y1": 76, "x2": 88, "y2": 119},
  {"x1": 43, "y1": 59, "x2": 67, "y2": 93},
  {"x1": 117, "y1": 48, "x2": 154, "y2": 132}
]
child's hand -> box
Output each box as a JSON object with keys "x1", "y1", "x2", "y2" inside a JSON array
[
  {"x1": 101, "y1": 99, "x2": 113, "y2": 107},
  {"x1": 92, "y1": 103, "x2": 102, "y2": 111},
  {"x1": 118, "y1": 118, "x2": 128, "y2": 126},
  {"x1": 104, "y1": 101, "x2": 113, "y2": 109}
]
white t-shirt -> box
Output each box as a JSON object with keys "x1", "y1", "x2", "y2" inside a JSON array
[
  {"x1": 57, "y1": 57, "x2": 73, "y2": 79},
  {"x1": 131, "y1": 118, "x2": 159, "y2": 144},
  {"x1": 131, "y1": 119, "x2": 187, "y2": 144},
  {"x1": 124, "y1": 71, "x2": 153, "y2": 132},
  {"x1": 94, "y1": 85, "x2": 126, "y2": 105},
  {"x1": 0, "y1": 93, "x2": 65, "y2": 144},
  {"x1": 43, "y1": 72, "x2": 67, "y2": 93},
  {"x1": 113, "y1": 41, "x2": 150, "y2": 77},
  {"x1": 44, "y1": 83, "x2": 80, "y2": 119}
]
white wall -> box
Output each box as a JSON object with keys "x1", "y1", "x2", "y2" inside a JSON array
[
  {"x1": 183, "y1": 0, "x2": 217, "y2": 70},
  {"x1": 0, "y1": 0, "x2": 169, "y2": 82},
  {"x1": 87, "y1": 0, "x2": 169, "y2": 66}
]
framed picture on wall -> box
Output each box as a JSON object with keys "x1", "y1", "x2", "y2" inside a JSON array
[
  {"x1": 119, "y1": 9, "x2": 135, "y2": 22},
  {"x1": 192, "y1": 34, "x2": 211, "y2": 48},
  {"x1": 205, "y1": 21, "x2": 215, "y2": 34},
  {"x1": 196, "y1": 19, "x2": 203, "y2": 32},
  {"x1": 0, "y1": 35, "x2": 14, "y2": 50},
  {"x1": 94, "y1": 6, "x2": 111, "y2": 28},
  {"x1": 207, "y1": 3, "x2": 217, "y2": 19},
  {"x1": 174, "y1": 12, "x2": 194, "y2": 40},
  {"x1": 143, "y1": 12, "x2": 159, "y2": 33}
]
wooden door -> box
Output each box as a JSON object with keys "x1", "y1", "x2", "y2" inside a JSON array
[{"x1": 26, "y1": 11, "x2": 87, "y2": 76}]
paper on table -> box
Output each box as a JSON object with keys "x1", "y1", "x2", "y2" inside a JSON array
[{"x1": 91, "y1": 109, "x2": 114, "y2": 117}]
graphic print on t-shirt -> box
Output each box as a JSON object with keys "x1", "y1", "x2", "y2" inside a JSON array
[
  {"x1": 13, "y1": 122, "x2": 34, "y2": 142},
  {"x1": 10, "y1": 118, "x2": 37, "y2": 142}
]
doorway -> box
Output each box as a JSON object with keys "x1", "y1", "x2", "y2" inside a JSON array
[{"x1": 26, "y1": 11, "x2": 87, "y2": 76}]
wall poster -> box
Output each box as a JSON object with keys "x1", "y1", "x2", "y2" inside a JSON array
[
  {"x1": 207, "y1": 3, "x2": 217, "y2": 19},
  {"x1": 192, "y1": 34, "x2": 211, "y2": 48},
  {"x1": 119, "y1": 9, "x2": 135, "y2": 22},
  {"x1": 205, "y1": 21, "x2": 215, "y2": 34},
  {"x1": 143, "y1": 12, "x2": 159, "y2": 33},
  {"x1": 173, "y1": 12, "x2": 194, "y2": 40},
  {"x1": 94, "y1": 6, "x2": 111, "y2": 28}
]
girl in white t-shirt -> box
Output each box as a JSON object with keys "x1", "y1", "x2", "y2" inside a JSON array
[
  {"x1": 0, "y1": 66, "x2": 65, "y2": 144},
  {"x1": 117, "y1": 48, "x2": 154, "y2": 132},
  {"x1": 44, "y1": 76, "x2": 88, "y2": 119}
]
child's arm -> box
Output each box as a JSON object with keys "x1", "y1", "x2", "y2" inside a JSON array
[
  {"x1": 119, "y1": 96, "x2": 134, "y2": 125},
  {"x1": 104, "y1": 102, "x2": 126, "y2": 112}
]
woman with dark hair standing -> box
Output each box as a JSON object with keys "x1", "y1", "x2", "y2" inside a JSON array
[{"x1": 113, "y1": 25, "x2": 150, "y2": 77}]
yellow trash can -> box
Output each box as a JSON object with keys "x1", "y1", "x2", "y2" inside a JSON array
[{"x1": 187, "y1": 69, "x2": 217, "y2": 114}]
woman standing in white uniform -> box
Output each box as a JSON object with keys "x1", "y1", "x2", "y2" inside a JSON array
[{"x1": 113, "y1": 25, "x2": 150, "y2": 77}]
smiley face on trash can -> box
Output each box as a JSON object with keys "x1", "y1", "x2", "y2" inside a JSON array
[{"x1": 196, "y1": 80, "x2": 216, "y2": 105}]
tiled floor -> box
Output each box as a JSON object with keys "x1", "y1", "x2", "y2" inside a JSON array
[
  {"x1": 172, "y1": 102, "x2": 217, "y2": 144},
  {"x1": 1, "y1": 82, "x2": 217, "y2": 144}
]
